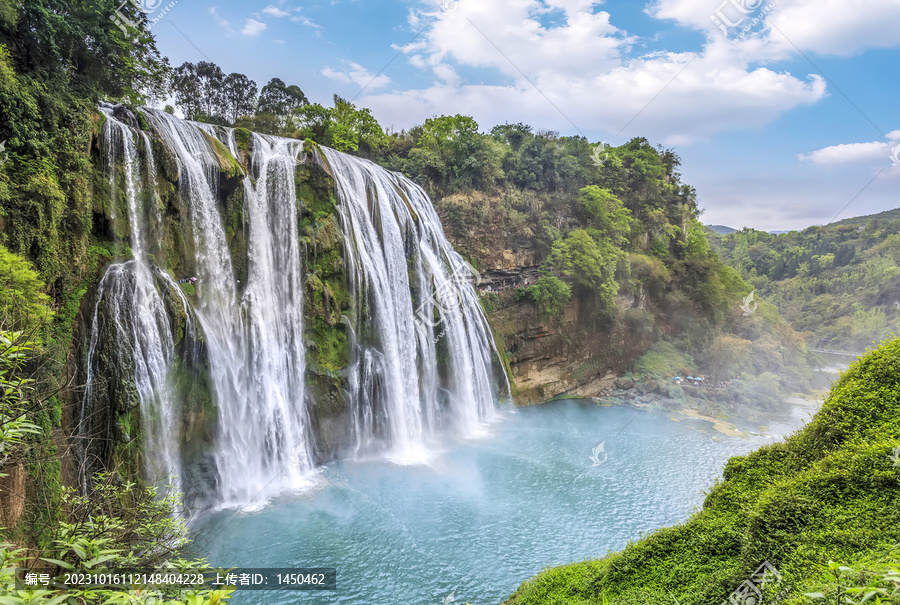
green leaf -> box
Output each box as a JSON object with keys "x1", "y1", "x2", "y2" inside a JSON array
[
  {"x1": 83, "y1": 553, "x2": 119, "y2": 568},
  {"x1": 40, "y1": 557, "x2": 75, "y2": 570}
]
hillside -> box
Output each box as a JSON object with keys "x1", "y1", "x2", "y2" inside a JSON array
[
  {"x1": 830, "y1": 207, "x2": 900, "y2": 228},
  {"x1": 708, "y1": 212, "x2": 900, "y2": 350},
  {"x1": 504, "y1": 335, "x2": 900, "y2": 604},
  {"x1": 707, "y1": 224, "x2": 737, "y2": 235}
]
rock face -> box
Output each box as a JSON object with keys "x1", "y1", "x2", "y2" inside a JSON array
[
  {"x1": 435, "y1": 191, "x2": 658, "y2": 405},
  {"x1": 488, "y1": 293, "x2": 654, "y2": 404}
]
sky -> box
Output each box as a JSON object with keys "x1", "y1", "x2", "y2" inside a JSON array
[{"x1": 144, "y1": 0, "x2": 900, "y2": 231}]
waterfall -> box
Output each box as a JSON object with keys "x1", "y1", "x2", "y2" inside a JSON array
[
  {"x1": 83, "y1": 105, "x2": 506, "y2": 508},
  {"x1": 218, "y1": 128, "x2": 312, "y2": 499},
  {"x1": 318, "y1": 148, "x2": 504, "y2": 462},
  {"x1": 141, "y1": 110, "x2": 313, "y2": 505},
  {"x1": 79, "y1": 107, "x2": 184, "y2": 491}
]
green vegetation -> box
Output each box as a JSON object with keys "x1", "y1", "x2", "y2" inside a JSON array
[
  {"x1": 0, "y1": 326, "x2": 232, "y2": 603},
  {"x1": 708, "y1": 212, "x2": 900, "y2": 350},
  {"x1": 0, "y1": 244, "x2": 53, "y2": 332},
  {"x1": 505, "y1": 335, "x2": 900, "y2": 604},
  {"x1": 519, "y1": 275, "x2": 571, "y2": 317}
]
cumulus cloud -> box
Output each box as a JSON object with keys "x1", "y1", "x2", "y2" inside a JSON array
[
  {"x1": 262, "y1": 5, "x2": 289, "y2": 18},
  {"x1": 799, "y1": 132, "x2": 900, "y2": 165},
  {"x1": 647, "y1": 0, "x2": 900, "y2": 57},
  {"x1": 352, "y1": 0, "x2": 825, "y2": 141}
]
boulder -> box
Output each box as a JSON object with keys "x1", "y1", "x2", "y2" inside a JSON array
[{"x1": 615, "y1": 378, "x2": 634, "y2": 390}]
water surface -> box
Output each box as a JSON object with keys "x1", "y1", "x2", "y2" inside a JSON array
[{"x1": 193, "y1": 400, "x2": 813, "y2": 605}]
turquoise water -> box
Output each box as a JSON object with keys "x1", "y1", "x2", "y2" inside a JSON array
[{"x1": 193, "y1": 400, "x2": 811, "y2": 605}]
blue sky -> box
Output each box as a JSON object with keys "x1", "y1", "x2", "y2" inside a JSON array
[{"x1": 147, "y1": 0, "x2": 900, "y2": 230}]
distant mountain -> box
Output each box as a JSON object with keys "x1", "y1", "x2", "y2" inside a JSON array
[
  {"x1": 706, "y1": 224, "x2": 737, "y2": 235},
  {"x1": 705, "y1": 205, "x2": 900, "y2": 236},
  {"x1": 706, "y1": 208, "x2": 900, "y2": 350},
  {"x1": 829, "y1": 207, "x2": 900, "y2": 227}
]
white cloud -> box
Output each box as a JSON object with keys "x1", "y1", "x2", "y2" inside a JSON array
[
  {"x1": 209, "y1": 6, "x2": 231, "y2": 30},
  {"x1": 242, "y1": 18, "x2": 268, "y2": 36},
  {"x1": 290, "y1": 14, "x2": 321, "y2": 29},
  {"x1": 322, "y1": 62, "x2": 391, "y2": 90},
  {"x1": 799, "y1": 133, "x2": 900, "y2": 165},
  {"x1": 263, "y1": 5, "x2": 289, "y2": 18},
  {"x1": 352, "y1": 0, "x2": 824, "y2": 142},
  {"x1": 647, "y1": 0, "x2": 900, "y2": 57},
  {"x1": 798, "y1": 141, "x2": 892, "y2": 165},
  {"x1": 259, "y1": 4, "x2": 321, "y2": 29}
]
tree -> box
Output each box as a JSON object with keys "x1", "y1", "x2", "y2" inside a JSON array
[
  {"x1": 221, "y1": 73, "x2": 258, "y2": 124},
  {"x1": 524, "y1": 275, "x2": 571, "y2": 317},
  {"x1": 171, "y1": 61, "x2": 226, "y2": 121},
  {"x1": 490, "y1": 123, "x2": 532, "y2": 152},
  {"x1": 706, "y1": 333, "x2": 752, "y2": 383},
  {"x1": 408, "y1": 115, "x2": 500, "y2": 192},
  {"x1": 1, "y1": 0, "x2": 168, "y2": 102},
  {"x1": 0, "y1": 244, "x2": 53, "y2": 332},
  {"x1": 294, "y1": 96, "x2": 386, "y2": 154},
  {"x1": 546, "y1": 229, "x2": 622, "y2": 311},
  {"x1": 681, "y1": 220, "x2": 712, "y2": 258},
  {"x1": 327, "y1": 95, "x2": 385, "y2": 153},
  {"x1": 257, "y1": 78, "x2": 309, "y2": 127},
  {"x1": 171, "y1": 62, "x2": 201, "y2": 120},
  {"x1": 577, "y1": 186, "x2": 633, "y2": 246},
  {"x1": 195, "y1": 61, "x2": 225, "y2": 120}
]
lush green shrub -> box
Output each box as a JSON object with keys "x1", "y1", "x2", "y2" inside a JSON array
[
  {"x1": 524, "y1": 275, "x2": 571, "y2": 317},
  {"x1": 0, "y1": 244, "x2": 53, "y2": 332},
  {"x1": 632, "y1": 340, "x2": 694, "y2": 378}
]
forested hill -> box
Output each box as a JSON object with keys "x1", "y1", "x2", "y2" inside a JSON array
[{"x1": 707, "y1": 212, "x2": 900, "y2": 351}]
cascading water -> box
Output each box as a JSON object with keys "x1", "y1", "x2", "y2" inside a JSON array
[
  {"x1": 79, "y1": 107, "x2": 186, "y2": 491},
  {"x1": 82, "y1": 105, "x2": 507, "y2": 508},
  {"x1": 219, "y1": 128, "x2": 312, "y2": 498},
  {"x1": 318, "y1": 148, "x2": 506, "y2": 461},
  {"x1": 141, "y1": 110, "x2": 312, "y2": 505}
]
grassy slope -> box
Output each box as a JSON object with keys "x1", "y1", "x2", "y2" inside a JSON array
[{"x1": 504, "y1": 337, "x2": 900, "y2": 604}]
